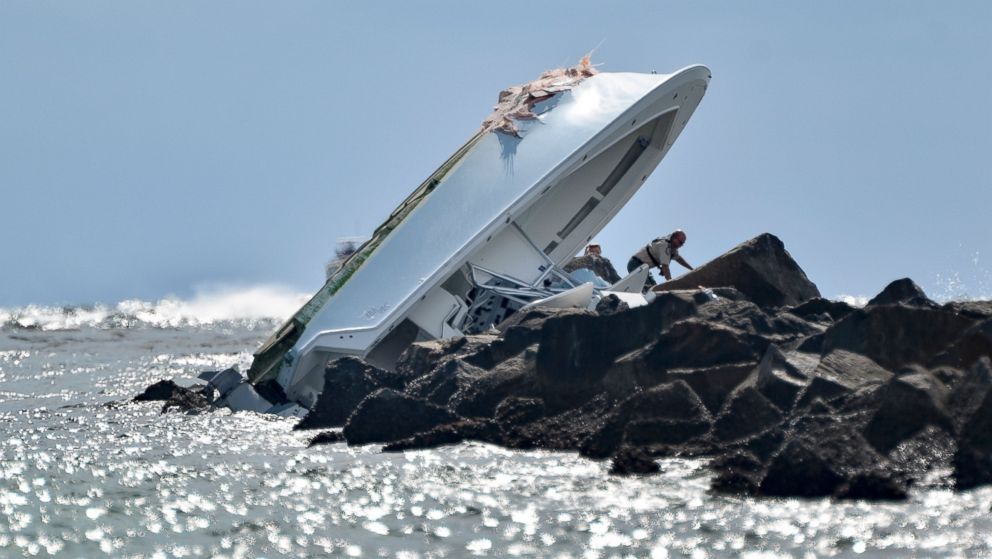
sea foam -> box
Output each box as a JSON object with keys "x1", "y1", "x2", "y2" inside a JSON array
[{"x1": 0, "y1": 285, "x2": 309, "y2": 331}]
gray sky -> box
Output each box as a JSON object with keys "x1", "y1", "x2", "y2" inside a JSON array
[{"x1": 2, "y1": 1, "x2": 990, "y2": 307}]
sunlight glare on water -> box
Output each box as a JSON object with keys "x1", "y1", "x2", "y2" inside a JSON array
[{"x1": 1, "y1": 301, "x2": 991, "y2": 557}]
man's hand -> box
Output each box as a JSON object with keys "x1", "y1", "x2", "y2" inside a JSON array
[{"x1": 660, "y1": 264, "x2": 673, "y2": 281}]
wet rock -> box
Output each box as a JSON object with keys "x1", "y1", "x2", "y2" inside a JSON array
[
  {"x1": 494, "y1": 396, "x2": 545, "y2": 427},
  {"x1": 450, "y1": 356, "x2": 539, "y2": 418},
  {"x1": 296, "y1": 357, "x2": 396, "y2": 430},
  {"x1": 609, "y1": 447, "x2": 660, "y2": 476},
  {"x1": 343, "y1": 389, "x2": 459, "y2": 446},
  {"x1": 503, "y1": 394, "x2": 615, "y2": 451},
  {"x1": 382, "y1": 419, "x2": 502, "y2": 452},
  {"x1": 308, "y1": 430, "x2": 346, "y2": 447},
  {"x1": 405, "y1": 359, "x2": 488, "y2": 408},
  {"x1": 834, "y1": 472, "x2": 910, "y2": 501},
  {"x1": 866, "y1": 278, "x2": 937, "y2": 308},
  {"x1": 161, "y1": 385, "x2": 213, "y2": 414},
  {"x1": 654, "y1": 233, "x2": 820, "y2": 308},
  {"x1": 710, "y1": 450, "x2": 763, "y2": 495},
  {"x1": 135, "y1": 380, "x2": 212, "y2": 414},
  {"x1": 863, "y1": 367, "x2": 953, "y2": 454},
  {"x1": 954, "y1": 368, "x2": 992, "y2": 489},
  {"x1": 134, "y1": 380, "x2": 186, "y2": 402},
  {"x1": 714, "y1": 386, "x2": 783, "y2": 442},
  {"x1": 623, "y1": 418, "x2": 711, "y2": 447}
]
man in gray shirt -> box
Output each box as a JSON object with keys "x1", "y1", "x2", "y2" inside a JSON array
[{"x1": 627, "y1": 230, "x2": 694, "y2": 287}]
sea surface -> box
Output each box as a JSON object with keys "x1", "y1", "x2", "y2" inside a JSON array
[{"x1": 2, "y1": 291, "x2": 991, "y2": 558}]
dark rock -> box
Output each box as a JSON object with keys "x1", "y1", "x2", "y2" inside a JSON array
[
  {"x1": 714, "y1": 386, "x2": 783, "y2": 442},
  {"x1": 450, "y1": 356, "x2": 539, "y2": 418},
  {"x1": 795, "y1": 350, "x2": 892, "y2": 408},
  {"x1": 634, "y1": 320, "x2": 764, "y2": 378},
  {"x1": 308, "y1": 430, "x2": 346, "y2": 447},
  {"x1": 946, "y1": 358, "x2": 992, "y2": 432},
  {"x1": 609, "y1": 447, "x2": 660, "y2": 476},
  {"x1": 134, "y1": 380, "x2": 185, "y2": 402},
  {"x1": 863, "y1": 367, "x2": 953, "y2": 454},
  {"x1": 564, "y1": 254, "x2": 622, "y2": 284},
  {"x1": 382, "y1": 419, "x2": 502, "y2": 452},
  {"x1": 595, "y1": 294, "x2": 629, "y2": 315},
  {"x1": 834, "y1": 472, "x2": 909, "y2": 501},
  {"x1": 135, "y1": 380, "x2": 212, "y2": 413},
  {"x1": 494, "y1": 396, "x2": 545, "y2": 426},
  {"x1": 887, "y1": 425, "x2": 957, "y2": 484},
  {"x1": 296, "y1": 357, "x2": 394, "y2": 430},
  {"x1": 788, "y1": 297, "x2": 856, "y2": 322},
  {"x1": 161, "y1": 384, "x2": 212, "y2": 414},
  {"x1": 405, "y1": 359, "x2": 488, "y2": 408},
  {"x1": 754, "y1": 345, "x2": 812, "y2": 412},
  {"x1": 944, "y1": 300, "x2": 992, "y2": 321},
  {"x1": 622, "y1": 380, "x2": 712, "y2": 422},
  {"x1": 623, "y1": 418, "x2": 711, "y2": 446},
  {"x1": 343, "y1": 389, "x2": 459, "y2": 446},
  {"x1": 954, "y1": 369, "x2": 992, "y2": 488},
  {"x1": 759, "y1": 418, "x2": 892, "y2": 498},
  {"x1": 654, "y1": 233, "x2": 820, "y2": 308},
  {"x1": 929, "y1": 318, "x2": 992, "y2": 370},
  {"x1": 666, "y1": 363, "x2": 756, "y2": 414},
  {"x1": 503, "y1": 394, "x2": 614, "y2": 450},
  {"x1": 761, "y1": 439, "x2": 844, "y2": 497},
  {"x1": 819, "y1": 305, "x2": 977, "y2": 372},
  {"x1": 711, "y1": 450, "x2": 763, "y2": 495},
  {"x1": 866, "y1": 278, "x2": 937, "y2": 308}
]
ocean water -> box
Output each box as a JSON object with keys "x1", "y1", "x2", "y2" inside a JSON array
[{"x1": 2, "y1": 291, "x2": 992, "y2": 558}]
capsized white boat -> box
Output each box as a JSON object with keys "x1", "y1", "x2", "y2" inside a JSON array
[{"x1": 244, "y1": 60, "x2": 711, "y2": 410}]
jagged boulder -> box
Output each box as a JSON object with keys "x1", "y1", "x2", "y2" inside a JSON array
[
  {"x1": 449, "y1": 355, "x2": 540, "y2": 418},
  {"x1": 714, "y1": 386, "x2": 784, "y2": 442},
  {"x1": 818, "y1": 305, "x2": 977, "y2": 372},
  {"x1": 866, "y1": 278, "x2": 937, "y2": 308},
  {"x1": 758, "y1": 418, "x2": 906, "y2": 499},
  {"x1": 135, "y1": 380, "x2": 213, "y2": 414},
  {"x1": 296, "y1": 357, "x2": 398, "y2": 430},
  {"x1": 795, "y1": 350, "x2": 892, "y2": 408},
  {"x1": 134, "y1": 379, "x2": 187, "y2": 402},
  {"x1": 343, "y1": 389, "x2": 459, "y2": 446},
  {"x1": 930, "y1": 318, "x2": 992, "y2": 370},
  {"x1": 654, "y1": 233, "x2": 820, "y2": 308},
  {"x1": 754, "y1": 345, "x2": 812, "y2": 411},
  {"x1": 863, "y1": 367, "x2": 953, "y2": 454},
  {"x1": 609, "y1": 447, "x2": 660, "y2": 475},
  {"x1": 405, "y1": 359, "x2": 488, "y2": 408}
]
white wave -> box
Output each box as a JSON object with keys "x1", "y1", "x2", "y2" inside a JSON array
[
  {"x1": 0, "y1": 285, "x2": 310, "y2": 330},
  {"x1": 836, "y1": 294, "x2": 869, "y2": 308}
]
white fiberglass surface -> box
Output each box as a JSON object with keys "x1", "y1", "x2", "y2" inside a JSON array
[{"x1": 300, "y1": 72, "x2": 682, "y2": 340}]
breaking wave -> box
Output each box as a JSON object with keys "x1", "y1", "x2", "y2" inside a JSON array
[{"x1": 0, "y1": 285, "x2": 310, "y2": 331}]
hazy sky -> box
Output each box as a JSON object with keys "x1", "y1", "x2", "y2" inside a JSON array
[{"x1": 2, "y1": 1, "x2": 990, "y2": 307}]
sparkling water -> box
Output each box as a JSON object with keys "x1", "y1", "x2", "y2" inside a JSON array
[{"x1": 2, "y1": 295, "x2": 991, "y2": 558}]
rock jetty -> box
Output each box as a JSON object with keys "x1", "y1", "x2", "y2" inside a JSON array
[{"x1": 140, "y1": 233, "x2": 992, "y2": 500}]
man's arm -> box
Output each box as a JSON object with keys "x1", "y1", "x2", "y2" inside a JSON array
[
  {"x1": 659, "y1": 263, "x2": 672, "y2": 281},
  {"x1": 674, "y1": 255, "x2": 693, "y2": 271}
]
